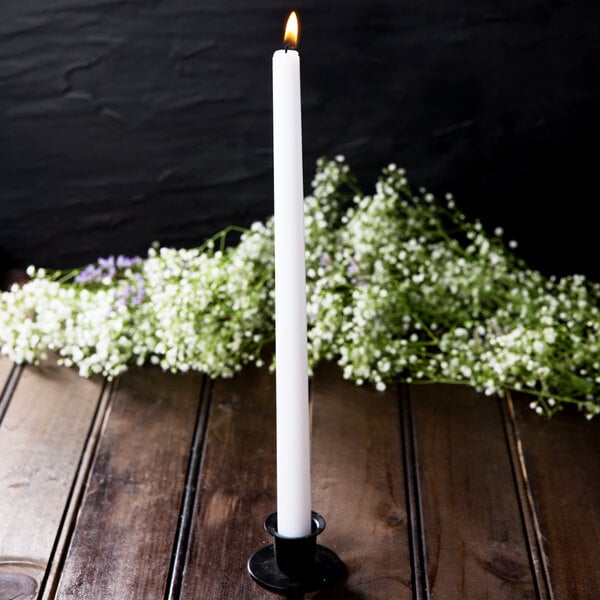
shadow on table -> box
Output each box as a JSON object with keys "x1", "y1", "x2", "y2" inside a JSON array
[{"x1": 284, "y1": 582, "x2": 367, "y2": 600}]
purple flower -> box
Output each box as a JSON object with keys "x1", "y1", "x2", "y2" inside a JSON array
[
  {"x1": 98, "y1": 256, "x2": 117, "y2": 280},
  {"x1": 319, "y1": 253, "x2": 331, "y2": 268},
  {"x1": 132, "y1": 275, "x2": 146, "y2": 305},
  {"x1": 346, "y1": 257, "x2": 359, "y2": 277},
  {"x1": 112, "y1": 274, "x2": 146, "y2": 308},
  {"x1": 75, "y1": 264, "x2": 103, "y2": 283},
  {"x1": 346, "y1": 257, "x2": 366, "y2": 286},
  {"x1": 116, "y1": 255, "x2": 142, "y2": 269},
  {"x1": 115, "y1": 284, "x2": 133, "y2": 306},
  {"x1": 75, "y1": 254, "x2": 142, "y2": 286}
]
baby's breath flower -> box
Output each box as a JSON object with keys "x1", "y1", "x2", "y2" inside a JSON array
[{"x1": 0, "y1": 158, "x2": 598, "y2": 419}]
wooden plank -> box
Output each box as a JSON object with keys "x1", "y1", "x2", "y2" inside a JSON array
[
  {"x1": 410, "y1": 384, "x2": 536, "y2": 598},
  {"x1": 40, "y1": 380, "x2": 113, "y2": 600},
  {"x1": 180, "y1": 364, "x2": 277, "y2": 599},
  {"x1": 0, "y1": 357, "x2": 13, "y2": 388},
  {"x1": 309, "y1": 363, "x2": 412, "y2": 599},
  {"x1": 182, "y1": 362, "x2": 412, "y2": 599},
  {"x1": 54, "y1": 367, "x2": 204, "y2": 600},
  {"x1": 512, "y1": 395, "x2": 600, "y2": 599},
  {"x1": 0, "y1": 361, "x2": 104, "y2": 600},
  {"x1": 500, "y1": 395, "x2": 552, "y2": 600}
]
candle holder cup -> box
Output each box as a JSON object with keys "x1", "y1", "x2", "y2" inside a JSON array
[{"x1": 248, "y1": 511, "x2": 346, "y2": 594}]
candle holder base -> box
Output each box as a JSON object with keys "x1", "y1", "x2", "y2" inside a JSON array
[{"x1": 248, "y1": 511, "x2": 346, "y2": 594}]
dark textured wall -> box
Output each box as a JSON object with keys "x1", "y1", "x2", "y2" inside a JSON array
[{"x1": 1, "y1": 1, "x2": 599, "y2": 279}]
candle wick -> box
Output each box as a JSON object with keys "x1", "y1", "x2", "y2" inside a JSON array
[{"x1": 283, "y1": 42, "x2": 294, "y2": 53}]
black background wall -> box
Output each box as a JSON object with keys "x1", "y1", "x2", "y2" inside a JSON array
[{"x1": 1, "y1": 0, "x2": 599, "y2": 279}]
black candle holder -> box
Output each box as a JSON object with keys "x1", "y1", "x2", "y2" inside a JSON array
[{"x1": 248, "y1": 511, "x2": 346, "y2": 594}]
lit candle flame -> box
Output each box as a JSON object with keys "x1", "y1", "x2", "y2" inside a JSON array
[{"x1": 284, "y1": 11, "x2": 299, "y2": 49}]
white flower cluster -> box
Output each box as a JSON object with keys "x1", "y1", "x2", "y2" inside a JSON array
[{"x1": 1, "y1": 157, "x2": 598, "y2": 419}]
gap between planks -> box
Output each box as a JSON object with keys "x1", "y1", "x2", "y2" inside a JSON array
[
  {"x1": 0, "y1": 360, "x2": 107, "y2": 600},
  {"x1": 499, "y1": 392, "x2": 553, "y2": 600},
  {"x1": 407, "y1": 384, "x2": 538, "y2": 598},
  {"x1": 398, "y1": 385, "x2": 430, "y2": 600},
  {"x1": 52, "y1": 367, "x2": 206, "y2": 599},
  {"x1": 0, "y1": 362, "x2": 23, "y2": 427},
  {"x1": 39, "y1": 378, "x2": 116, "y2": 600},
  {"x1": 164, "y1": 376, "x2": 214, "y2": 600}
]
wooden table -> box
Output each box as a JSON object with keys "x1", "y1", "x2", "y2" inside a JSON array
[{"x1": 0, "y1": 356, "x2": 598, "y2": 599}]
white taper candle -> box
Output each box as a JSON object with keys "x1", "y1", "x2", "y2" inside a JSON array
[{"x1": 272, "y1": 11, "x2": 312, "y2": 538}]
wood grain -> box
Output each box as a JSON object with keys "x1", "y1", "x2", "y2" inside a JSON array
[
  {"x1": 40, "y1": 380, "x2": 113, "y2": 600},
  {"x1": 0, "y1": 361, "x2": 103, "y2": 600},
  {"x1": 182, "y1": 362, "x2": 412, "y2": 599},
  {"x1": 54, "y1": 367, "x2": 204, "y2": 600},
  {"x1": 308, "y1": 363, "x2": 412, "y2": 600},
  {"x1": 500, "y1": 395, "x2": 552, "y2": 600},
  {"x1": 512, "y1": 396, "x2": 600, "y2": 600},
  {"x1": 2, "y1": 357, "x2": 598, "y2": 599},
  {"x1": 0, "y1": 357, "x2": 13, "y2": 388},
  {"x1": 180, "y1": 364, "x2": 277, "y2": 600},
  {"x1": 410, "y1": 384, "x2": 536, "y2": 599}
]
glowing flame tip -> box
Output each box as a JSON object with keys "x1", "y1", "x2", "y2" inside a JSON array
[{"x1": 284, "y1": 11, "x2": 299, "y2": 49}]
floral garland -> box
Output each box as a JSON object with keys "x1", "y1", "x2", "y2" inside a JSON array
[{"x1": 1, "y1": 157, "x2": 599, "y2": 419}]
